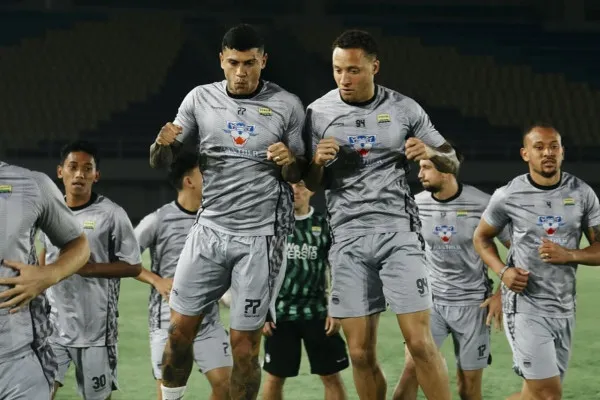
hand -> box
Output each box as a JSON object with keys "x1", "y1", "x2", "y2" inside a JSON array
[
  {"x1": 324, "y1": 316, "x2": 341, "y2": 336},
  {"x1": 156, "y1": 122, "x2": 182, "y2": 146},
  {"x1": 313, "y1": 138, "x2": 340, "y2": 166},
  {"x1": 405, "y1": 138, "x2": 435, "y2": 161},
  {"x1": 480, "y1": 292, "x2": 503, "y2": 331},
  {"x1": 267, "y1": 142, "x2": 296, "y2": 166},
  {"x1": 501, "y1": 267, "x2": 529, "y2": 293},
  {"x1": 154, "y1": 277, "x2": 173, "y2": 300},
  {"x1": 538, "y1": 238, "x2": 575, "y2": 264},
  {"x1": 263, "y1": 321, "x2": 276, "y2": 337},
  {"x1": 0, "y1": 260, "x2": 55, "y2": 313}
]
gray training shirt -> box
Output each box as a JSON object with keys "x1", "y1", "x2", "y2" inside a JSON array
[
  {"x1": 305, "y1": 86, "x2": 448, "y2": 241},
  {"x1": 135, "y1": 201, "x2": 219, "y2": 330},
  {"x1": 483, "y1": 173, "x2": 600, "y2": 317},
  {"x1": 0, "y1": 162, "x2": 82, "y2": 363},
  {"x1": 41, "y1": 193, "x2": 142, "y2": 347},
  {"x1": 174, "y1": 80, "x2": 305, "y2": 237},
  {"x1": 415, "y1": 184, "x2": 511, "y2": 305}
]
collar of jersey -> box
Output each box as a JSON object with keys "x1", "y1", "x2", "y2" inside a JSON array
[
  {"x1": 174, "y1": 200, "x2": 197, "y2": 215},
  {"x1": 295, "y1": 206, "x2": 314, "y2": 220},
  {"x1": 67, "y1": 192, "x2": 98, "y2": 211},
  {"x1": 431, "y1": 183, "x2": 463, "y2": 204},
  {"x1": 225, "y1": 79, "x2": 265, "y2": 99},
  {"x1": 526, "y1": 173, "x2": 562, "y2": 191}
]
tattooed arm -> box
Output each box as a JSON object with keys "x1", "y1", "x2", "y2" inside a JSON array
[
  {"x1": 405, "y1": 140, "x2": 459, "y2": 175},
  {"x1": 473, "y1": 220, "x2": 506, "y2": 276}
]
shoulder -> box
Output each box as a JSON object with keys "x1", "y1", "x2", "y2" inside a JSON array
[
  {"x1": 307, "y1": 89, "x2": 340, "y2": 112},
  {"x1": 461, "y1": 184, "x2": 491, "y2": 205}
]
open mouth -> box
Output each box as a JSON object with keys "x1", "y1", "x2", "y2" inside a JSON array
[{"x1": 72, "y1": 182, "x2": 85, "y2": 188}]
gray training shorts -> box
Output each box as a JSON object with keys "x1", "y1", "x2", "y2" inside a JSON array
[
  {"x1": 328, "y1": 231, "x2": 432, "y2": 318},
  {"x1": 170, "y1": 224, "x2": 287, "y2": 331}
]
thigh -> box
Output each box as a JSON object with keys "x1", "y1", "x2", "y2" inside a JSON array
[
  {"x1": 302, "y1": 319, "x2": 349, "y2": 376},
  {"x1": 429, "y1": 304, "x2": 451, "y2": 349},
  {"x1": 263, "y1": 321, "x2": 302, "y2": 378},
  {"x1": 193, "y1": 322, "x2": 233, "y2": 374},
  {"x1": 447, "y1": 306, "x2": 490, "y2": 371},
  {"x1": 149, "y1": 329, "x2": 168, "y2": 380},
  {"x1": 50, "y1": 343, "x2": 72, "y2": 386},
  {"x1": 229, "y1": 235, "x2": 286, "y2": 331},
  {"x1": 0, "y1": 353, "x2": 52, "y2": 400},
  {"x1": 170, "y1": 224, "x2": 230, "y2": 318},
  {"x1": 377, "y1": 232, "x2": 433, "y2": 315},
  {"x1": 328, "y1": 236, "x2": 386, "y2": 318},
  {"x1": 73, "y1": 346, "x2": 118, "y2": 400},
  {"x1": 504, "y1": 313, "x2": 560, "y2": 380}
]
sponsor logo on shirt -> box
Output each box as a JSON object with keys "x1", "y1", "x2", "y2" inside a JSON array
[
  {"x1": 224, "y1": 121, "x2": 257, "y2": 147},
  {"x1": 287, "y1": 242, "x2": 318, "y2": 260},
  {"x1": 537, "y1": 215, "x2": 564, "y2": 236},
  {"x1": 348, "y1": 135, "x2": 376, "y2": 157}
]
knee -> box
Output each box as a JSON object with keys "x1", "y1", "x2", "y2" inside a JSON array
[
  {"x1": 457, "y1": 378, "x2": 479, "y2": 400},
  {"x1": 348, "y1": 345, "x2": 377, "y2": 370},
  {"x1": 230, "y1": 330, "x2": 261, "y2": 363},
  {"x1": 211, "y1": 376, "x2": 231, "y2": 397},
  {"x1": 536, "y1": 389, "x2": 562, "y2": 400},
  {"x1": 402, "y1": 354, "x2": 417, "y2": 378},
  {"x1": 168, "y1": 313, "x2": 202, "y2": 344},
  {"x1": 403, "y1": 335, "x2": 434, "y2": 362},
  {"x1": 265, "y1": 373, "x2": 286, "y2": 389}
]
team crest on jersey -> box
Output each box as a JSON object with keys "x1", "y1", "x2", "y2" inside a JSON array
[
  {"x1": 83, "y1": 220, "x2": 96, "y2": 230},
  {"x1": 348, "y1": 135, "x2": 376, "y2": 157},
  {"x1": 224, "y1": 121, "x2": 257, "y2": 147},
  {"x1": 258, "y1": 107, "x2": 272, "y2": 116},
  {"x1": 434, "y1": 225, "x2": 456, "y2": 243},
  {"x1": 537, "y1": 216, "x2": 564, "y2": 236},
  {"x1": 563, "y1": 198, "x2": 575, "y2": 206},
  {"x1": 311, "y1": 226, "x2": 322, "y2": 236},
  {"x1": 0, "y1": 184, "x2": 12, "y2": 198},
  {"x1": 377, "y1": 113, "x2": 391, "y2": 124}
]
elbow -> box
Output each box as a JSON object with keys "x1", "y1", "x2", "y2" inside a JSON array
[{"x1": 128, "y1": 263, "x2": 143, "y2": 278}]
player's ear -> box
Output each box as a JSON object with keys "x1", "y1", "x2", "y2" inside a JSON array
[
  {"x1": 94, "y1": 171, "x2": 100, "y2": 183},
  {"x1": 56, "y1": 165, "x2": 63, "y2": 179},
  {"x1": 219, "y1": 52, "x2": 224, "y2": 68},
  {"x1": 372, "y1": 59, "x2": 380, "y2": 75},
  {"x1": 261, "y1": 52, "x2": 268, "y2": 69},
  {"x1": 520, "y1": 147, "x2": 529, "y2": 162}
]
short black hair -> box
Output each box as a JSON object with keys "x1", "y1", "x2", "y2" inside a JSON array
[
  {"x1": 522, "y1": 122, "x2": 560, "y2": 145},
  {"x1": 221, "y1": 24, "x2": 265, "y2": 52},
  {"x1": 332, "y1": 29, "x2": 378, "y2": 59},
  {"x1": 167, "y1": 152, "x2": 199, "y2": 191},
  {"x1": 59, "y1": 140, "x2": 100, "y2": 169}
]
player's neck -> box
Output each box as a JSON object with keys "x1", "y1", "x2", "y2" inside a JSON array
[
  {"x1": 176, "y1": 192, "x2": 200, "y2": 214},
  {"x1": 528, "y1": 170, "x2": 562, "y2": 188},
  {"x1": 433, "y1": 179, "x2": 461, "y2": 202},
  {"x1": 226, "y1": 80, "x2": 264, "y2": 99},
  {"x1": 66, "y1": 192, "x2": 93, "y2": 209},
  {"x1": 294, "y1": 205, "x2": 312, "y2": 218}
]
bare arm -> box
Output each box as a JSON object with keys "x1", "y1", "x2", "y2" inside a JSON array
[
  {"x1": 303, "y1": 162, "x2": 324, "y2": 192},
  {"x1": 282, "y1": 156, "x2": 307, "y2": 184},
  {"x1": 45, "y1": 233, "x2": 90, "y2": 284},
  {"x1": 77, "y1": 261, "x2": 142, "y2": 278},
  {"x1": 570, "y1": 225, "x2": 600, "y2": 265},
  {"x1": 473, "y1": 220, "x2": 507, "y2": 276},
  {"x1": 429, "y1": 142, "x2": 459, "y2": 175},
  {"x1": 149, "y1": 141, "x2": 182, "y2": 169},
  {"x1": 38, "y1": 249, "x2": 47, "y2": 267}
]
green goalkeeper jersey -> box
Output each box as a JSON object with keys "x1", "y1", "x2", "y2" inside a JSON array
[{"x1": 276, "y1": 207, "x2": 330, "y2": 321}]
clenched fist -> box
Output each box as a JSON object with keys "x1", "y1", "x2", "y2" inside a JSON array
[
  {"x1": 155, "y1": 122, "x2": 182, "y2": 146},
  {"x1": 267, "y1": 142, "x2": 295, "y2": 166},
  {"x1": 313, "y1": 138, "x2": 340, "y2": 166},
  {"x1": 405, "y1": 137, "x2": 435, "y2": 161}
]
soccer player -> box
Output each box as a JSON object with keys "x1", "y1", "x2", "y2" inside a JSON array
[
  {"x1": 135, "y1": 153, "x2": 232, "y2": 400},
  {"x1": 39, "y1": 141, "x2": 142, "y2": 400},
  {"x1": 473, "y1": 124, "x2": 600, "y2": 400},
  {"x1": 0, "y1": 161, "x2": 90, "y2": 400},
  {"x1": 393, "y1": 158, "x2": 511, "y2": 400},
  {"x1": 262, "y1": 180, "x2": 348, "y2": 400},
  {"x1": 149, "y1": 24, "x2": 306, "y2": 400},
  {"x1": 303, "y1": 29, "x2": 458, "y2": 400}
]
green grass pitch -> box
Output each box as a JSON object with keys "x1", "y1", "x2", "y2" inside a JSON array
[{"x1": 52, "y1": 244, "x2": 600, "y2": 399}]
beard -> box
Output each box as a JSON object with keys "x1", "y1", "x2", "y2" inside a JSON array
[{"x1": 422, "y1": 183, "x2": 442, "y2": 193}]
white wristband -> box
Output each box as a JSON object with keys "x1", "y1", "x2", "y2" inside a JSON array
[{"x1": 161, "y1": 385, "x2": 186, "y2": 400}]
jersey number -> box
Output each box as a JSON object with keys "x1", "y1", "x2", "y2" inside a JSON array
[
  {"x1": 416, "y1": 278, "x2": 429, "y2": 295},
  {"x1": 244, "y1": 299, "x2": 261, "y2": 315},
  {"x1": 92, "y1": 374, "x2": 106, "y2": 390}
]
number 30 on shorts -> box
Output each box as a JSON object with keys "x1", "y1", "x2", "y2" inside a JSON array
[{"x1": 92, "y1": 374, "x2": 106, "y2": 390}]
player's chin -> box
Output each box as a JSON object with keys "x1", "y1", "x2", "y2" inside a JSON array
[{"x1": 540, "y1": 166, "x2": 559, "y2": 178}]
